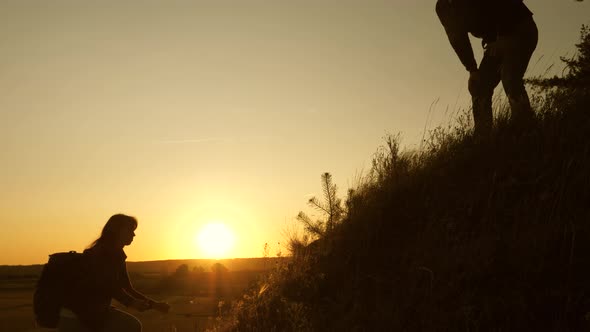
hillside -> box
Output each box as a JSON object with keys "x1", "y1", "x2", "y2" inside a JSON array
[{"x1": 216, "y1": 28, "x2": 590, "y2": 331}]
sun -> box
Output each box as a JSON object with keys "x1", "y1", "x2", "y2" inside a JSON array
[{"x1": 196, "y1": 222, "x2": 236, "y2": 258}]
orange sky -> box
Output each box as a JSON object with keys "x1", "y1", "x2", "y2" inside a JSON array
[{"x1": 1, "y1": 1, "x2": 588, "y2": 265}]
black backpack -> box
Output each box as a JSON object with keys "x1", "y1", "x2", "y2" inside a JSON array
[{"x1": 33, "y1": 251, "x2": 87, "y2": 328}]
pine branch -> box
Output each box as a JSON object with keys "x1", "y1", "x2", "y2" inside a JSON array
[
  {"x1": 308, "y1": 197, "x2": 330, "y2": 215},
  {"x1": 296, "y1": 212, "x2": 324, "y2": 237}
]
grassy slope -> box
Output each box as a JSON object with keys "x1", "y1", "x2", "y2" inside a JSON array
[{"x1": 219, "y1": 88, "x2": 590, "y2": 331}]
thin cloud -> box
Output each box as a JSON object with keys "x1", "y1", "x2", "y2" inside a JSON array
[
  {"x1": 154, "y1": 138, "x2": 226, "y2": 144},
  {"x1": 154, "y1": 134, "x2": 278, "y2": 145}
]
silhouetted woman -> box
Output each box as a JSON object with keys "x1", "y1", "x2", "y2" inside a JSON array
[{"x1": 58, "y1": 214, "x2": 170, "y2": 332}]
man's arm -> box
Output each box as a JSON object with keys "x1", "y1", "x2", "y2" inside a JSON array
[{"x1": 436, "y1": 0, "x2": 478, "y2": 72}]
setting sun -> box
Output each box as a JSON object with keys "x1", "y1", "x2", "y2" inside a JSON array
[{"x1": 196, "y1": 222, "x2": 236, "y2": 259}]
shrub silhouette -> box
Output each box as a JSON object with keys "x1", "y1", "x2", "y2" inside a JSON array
[
  {"x1": 173, "y1": 264, "x2": 190, "y2": 279},
  {"x1": 529, "y1": 25, "x2": 590, "y2": 91}
]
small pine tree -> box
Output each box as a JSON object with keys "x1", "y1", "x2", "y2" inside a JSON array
[{"x1": 296, "y1": 172, "x2": 344, "y2": 239}]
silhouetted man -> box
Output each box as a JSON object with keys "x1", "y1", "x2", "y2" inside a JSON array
[{"x1": 436, "y1": 0, "x2": 538, "y2": 136}]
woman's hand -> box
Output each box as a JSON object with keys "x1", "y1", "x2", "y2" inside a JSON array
[
  {"x1": 151, "y1": 301, "x2": 171, "y2": 313},
  {"x1": 129, "y1": 298, "x2": 170, "y2": 313},
  {"x1": 129, "y1": 299, "x2": 151, "y2": 312}
]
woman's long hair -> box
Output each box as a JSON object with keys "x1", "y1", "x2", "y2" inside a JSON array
[{"x1": 88, "y1": 214, "x2": 137, "y2": 249}]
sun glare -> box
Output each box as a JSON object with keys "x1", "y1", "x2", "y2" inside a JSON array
[{"x1": 196, "y1": 222, "x2": 236, "y2": 259}]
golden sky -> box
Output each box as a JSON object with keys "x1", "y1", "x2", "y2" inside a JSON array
[{"x1": 1, "y1": 1, "x2": 588, "y2": 265}]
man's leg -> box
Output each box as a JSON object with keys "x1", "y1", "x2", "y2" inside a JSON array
[
  {"x1": 500, "y1": 17, "x2": 538, "y2": 124},
  {"x1": 471, "y1": 48, "x2": 501, "y2": 136}
]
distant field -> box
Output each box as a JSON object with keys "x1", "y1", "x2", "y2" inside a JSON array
[
  {"x1": 0, "y1": 258, "x2": 283, "y2": 332},
  {"x1": 0, "y1": 285, "x2": 219, "y2": 332},
  {"x1": 0, "y1": 280, "x2": 36, "y2": 331}
]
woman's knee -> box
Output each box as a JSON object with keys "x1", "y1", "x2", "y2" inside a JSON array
[
  {"x1": 105, "y1": 308, "x2": 142, "y2": 332},
  {"x1": 57, "y1": 316, "x2": 88, "y2": 332},
  {"x1": 125, "y1": 314, "x2": 142, "y2": 332},
  {"x1": 130, "y1": 318, "x2": 142, "y2": 332}
]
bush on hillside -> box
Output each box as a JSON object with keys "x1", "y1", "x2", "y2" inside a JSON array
[{"x1": 529, "y1": 25, "x2": 590, "y2": 91}]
